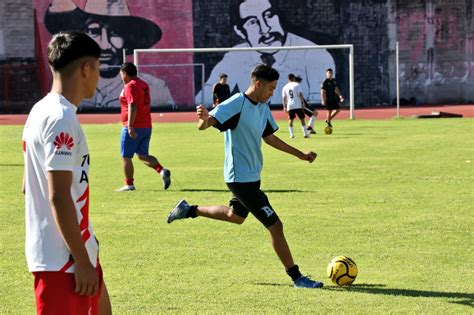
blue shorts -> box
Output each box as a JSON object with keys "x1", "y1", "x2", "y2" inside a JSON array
[{"x1": 120, "y1": 127, "x2": 152, "y2": 158}]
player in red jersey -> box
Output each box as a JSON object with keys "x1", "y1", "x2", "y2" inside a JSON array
[{"x1": 116, "y1": 62, "x2": 171, "y2": 191}]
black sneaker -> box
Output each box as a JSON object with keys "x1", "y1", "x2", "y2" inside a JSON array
[
  {"x1": 325, "y1": 120, "x2": 333, "y2": 128},
  {"x1": 307, "y1": 126, "x2": 316, "y2": 134}
]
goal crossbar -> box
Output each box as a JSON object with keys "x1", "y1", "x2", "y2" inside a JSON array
[{"x1": 134, "y1": 44, "x2": 355, "y2": 119}]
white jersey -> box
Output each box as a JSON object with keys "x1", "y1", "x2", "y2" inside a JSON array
[
  {"x1": 282, "y1": 81, "x2": 303, "y2": 111},
  {"x1": 22, "y1": 93, "x2": 98, "y2": 273}
]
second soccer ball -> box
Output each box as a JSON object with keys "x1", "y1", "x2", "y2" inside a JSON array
[{"x1": 324, "y1": 126, "x2": 333, "y2": 134}]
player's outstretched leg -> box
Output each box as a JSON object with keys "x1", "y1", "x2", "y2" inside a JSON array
[{"x1": 268, "y1": 220, "x2": 323, "y2": 289}]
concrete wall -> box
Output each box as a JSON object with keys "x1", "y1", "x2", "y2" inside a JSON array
[{"x1": 0, "y1": 0, "x2": 34, "y2": 60}]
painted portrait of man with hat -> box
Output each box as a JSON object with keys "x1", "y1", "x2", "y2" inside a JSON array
[{"x1": 43, "y1": 0, "x2": 175, "y2": 108}]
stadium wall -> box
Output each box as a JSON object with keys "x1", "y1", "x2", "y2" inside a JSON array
[{"x1": 0, "y1": 0, "x2": 472, "y2": 113}]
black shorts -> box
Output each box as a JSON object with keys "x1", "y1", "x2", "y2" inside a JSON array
[
  {"x1": 325, "y1": 99, "x2": 340, "y2": 110},
  {"x1": 303, "y1": 107, "x2": 314, "y2": 118},
  {"x1": 288, "y1": 108, "x2": 305, "y2": 120},
  {"x1": 226, "y1": 181, "x2": 279, "y2": 228}
]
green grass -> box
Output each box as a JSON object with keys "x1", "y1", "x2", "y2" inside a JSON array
[{"x1": 1, "y1": 118, "x2": 473, "y2": 313}]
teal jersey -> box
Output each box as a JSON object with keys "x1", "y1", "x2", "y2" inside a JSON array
[{"x1": 210, "y1": 93, "x2": 279, "y2": 183}]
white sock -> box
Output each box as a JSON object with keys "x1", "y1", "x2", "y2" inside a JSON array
[
  {"x1": 289, "y1": 127, "x2": 294, "y2": 137},
  {"x1": 308, "y1": 116, "x2": 315, "y2": 129},
  {"x1": 302, "y1": 125, "x2": 308, "y2": 137}
]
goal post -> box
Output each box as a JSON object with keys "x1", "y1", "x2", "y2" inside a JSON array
[{"x1": 134, "y1": 44, "x2": 355, "y2": 119}]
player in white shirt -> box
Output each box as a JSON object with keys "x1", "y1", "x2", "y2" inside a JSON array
[
  {"x1": 22, "y1": 32, "x2": 111, "y2": 315},
  {"x1": 282, "y1": 73, "x2": 309, "y2": 138}
]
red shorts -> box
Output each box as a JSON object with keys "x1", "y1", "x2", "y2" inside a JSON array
[{"x1": 33, "y1": 264, "x2": 103, "y2": 315}]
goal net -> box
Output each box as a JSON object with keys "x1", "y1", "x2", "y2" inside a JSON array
[{"x1": 134, "y1": 45, "x2": 355, "y2": 118}]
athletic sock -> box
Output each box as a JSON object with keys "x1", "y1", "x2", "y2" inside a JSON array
[
  {"x1": 286, "y1": 264, "x2": 302, "y2": 281},
  {"x1": 289, "y1": 127, "x2": 294, "y2": 137},
  {"x1": 302, "y1": 125, "x2": 308, "y2": 137},
  {"x1": 186, "y1": 205, "x2": 198, "y2": 218},
  {"x1": 125, "y1": 178, "x2": 134, "y2": 186},
  {"x1": 308, "y1": 116, "x2": 315, "y2": 129},
  {"x1": 154, "y1": 163, "x2": 163, "y2": 173}
]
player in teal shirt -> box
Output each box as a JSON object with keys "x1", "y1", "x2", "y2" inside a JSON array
[{"x1": 167, "y1": 64, "x2": 323, "y2": 289}]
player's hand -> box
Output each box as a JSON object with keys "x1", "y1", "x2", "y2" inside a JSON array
[
  {"x1": 128, "y1": 128, "x2": 137, "y2": 139},
  {"x1": 339, "y1": 96, "x2": 344, "y2": 103},
  {"x1": 196, "y1": 104, "x2": 209, "y2": 120},
  {"x1": 74, "y1": 262, "x2": 99, "y2": 296},
  {"x1": 300, "y1": 151, "x2": 317, "y2": 163},
  {"x1": 322, "y1": 100, "x2": 326, "y2": 106}
]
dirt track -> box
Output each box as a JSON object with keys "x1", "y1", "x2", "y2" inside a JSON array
[{"x1": 1, "y1": 105, "x2": 472, "y2": 125}]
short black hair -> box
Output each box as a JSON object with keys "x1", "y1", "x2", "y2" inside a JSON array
[
  {"x1": 219, "y1": 73, "x2": 228, "y2": 79},
  {"x1": 120, "y1": 62, "x2": 138, "y2": 77},
  {"x1": 288, "y1": 73, "x2": 295, "y2": 80},
  {"x1": 47, "y1": 32, "x2": 100, "y2": 70},
  {"x1": 295, "y1": 76, "x2": 302, "y2": 83},
  {"x1": 326, "y1": 68, "x2": 333, "y2": 72},
  {"x1": 251, "y1": 64, "x2": 279, "y2": 82}
]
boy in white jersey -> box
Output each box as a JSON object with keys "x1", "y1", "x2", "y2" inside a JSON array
[
  {"x1": 167, "y1": 64, "x2": 324, "y2": 289},
  {"x1": 282, "y1": 73, "x2": 309, "y2": 138},
  {"x1": 22, "y1": 32, "x2": 111, "y2": 314}
]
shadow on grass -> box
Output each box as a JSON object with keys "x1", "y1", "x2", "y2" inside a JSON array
[
  {"x1": 324, "y1": 283, "x2": 474, "y2": 308},
  {"x1": 254, "y1": 282, "x2": 292, "y2": 288},
  {"x1": 0, "y1": 163, "x2": 23, "y2": 167},
  {"x1": 179, "y1": 189, "x2": 307, "y2": 193}
]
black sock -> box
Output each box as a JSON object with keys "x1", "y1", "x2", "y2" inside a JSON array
[
  {"x1": 286, "y1": 264, "x2": 302, "y2": 282},
  {"x1": 186, "y1": 205, "x2": 198, "y2": 218}
]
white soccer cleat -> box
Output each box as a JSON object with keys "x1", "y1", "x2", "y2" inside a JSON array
[{"x1": 115, "y1": 185, "x2": 135, "y2": 192}]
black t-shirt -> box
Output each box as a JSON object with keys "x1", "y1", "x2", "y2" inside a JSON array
[
  {"x1": 213, "y1": 83, "x2": 231, "y2": 102},
  {"x1": 321, "y1": 79, "x2": 339, "y2": 100}
]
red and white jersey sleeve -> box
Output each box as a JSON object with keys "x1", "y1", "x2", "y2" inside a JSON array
[{"x1": 22, "y1": 93, "x2": 98, "y2": 273}]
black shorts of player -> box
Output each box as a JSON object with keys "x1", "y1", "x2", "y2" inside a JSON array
[
  {"x1": 288, "y1": 108, "x2": 305, "y2": 120},
  {"x1": 325, "y1": 98, "x2": 340, "y2": 110},
  {"x1": 226, "y1": 181, "x2": 279, "y2": 228},
  {"x1": 303, "y1": 106, "x2": 314, "y2": 118}
]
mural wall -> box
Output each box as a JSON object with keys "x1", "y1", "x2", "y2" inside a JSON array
[
  {"x1": 1, "y1": 0, "x2": 472, "y2": 112},
  {"x1": 33, "y1": 0, "x2": 194, "y2": 109}
]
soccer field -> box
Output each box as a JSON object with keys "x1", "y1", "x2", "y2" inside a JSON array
[{"x1": 1, "y1": 118, "x2": 473, "y2": 313}]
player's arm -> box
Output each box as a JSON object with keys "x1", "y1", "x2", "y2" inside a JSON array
[
  {"x1": 298, "y1": 92, "x2": 306, "y2": 106},
  {"x1": 335, "y1": 87, "x2": 344, "y2": 102},
  {"x1": 47, "y1": 171, "x2": 99, "y2": 296},
  {"x1": 321, "y1": 88, "x2": 326, "y2": 106},
  {"x1": 263, "y1": 134, "x2": 317, "y2": 163},
  {"x1": 127, "y1": 103, "x2": 138, "y2": 139},
  {"x1": 125, "y1": 84, "x2": 138, "y2": 139},
  {"x1": 212, "y1": 84, "x2": 219, "y2": 102},
  {"x1": 196, "y1": 104, "x2": 217, "y2": 130},
  {"x1": 282, "y1": 95, "x2": 287, "y2": 112}
]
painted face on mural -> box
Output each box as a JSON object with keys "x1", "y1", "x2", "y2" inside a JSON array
[
  {"x1": 84, "y1": 20, "x2": 124, "y2": 79},
  {"x1": 236, "y1": 0, "x2": 286, "y2": 48}
]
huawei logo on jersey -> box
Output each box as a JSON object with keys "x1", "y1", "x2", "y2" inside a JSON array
[{"x1": 54, "y1": 132, "x2": 74, "y2": 151}]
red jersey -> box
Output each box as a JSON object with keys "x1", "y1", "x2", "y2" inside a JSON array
[{"x1": 119, "y1": 77, "x2": 152, "y2": 128}]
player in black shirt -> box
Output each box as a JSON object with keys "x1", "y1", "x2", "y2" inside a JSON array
[
  {"x1": 321, "y1": 68, "x2": 344, "y2": 127},
  {"x1": 212, "y1": 73, "x2": 231, "y2": 107}
]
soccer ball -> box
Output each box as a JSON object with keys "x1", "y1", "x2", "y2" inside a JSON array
[
  {"x1": 327, "y1": 256, "x2": 358, "y2": 286},
  {"x1": 324, "y1": 126, "x2": 333, "y2": 134}
]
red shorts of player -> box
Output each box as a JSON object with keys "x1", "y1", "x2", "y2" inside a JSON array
[{"x1": 33, "y1": 264, "x2": 103, "y2": 315}]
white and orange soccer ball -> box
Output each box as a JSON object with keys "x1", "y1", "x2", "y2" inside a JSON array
[{"x1": 327, "y1": 255, "x2": 358, "y2": 286}]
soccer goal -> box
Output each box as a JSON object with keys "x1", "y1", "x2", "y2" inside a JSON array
[{"x1": 134, "y1": 44, "x2": 355, "y2": 119}]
